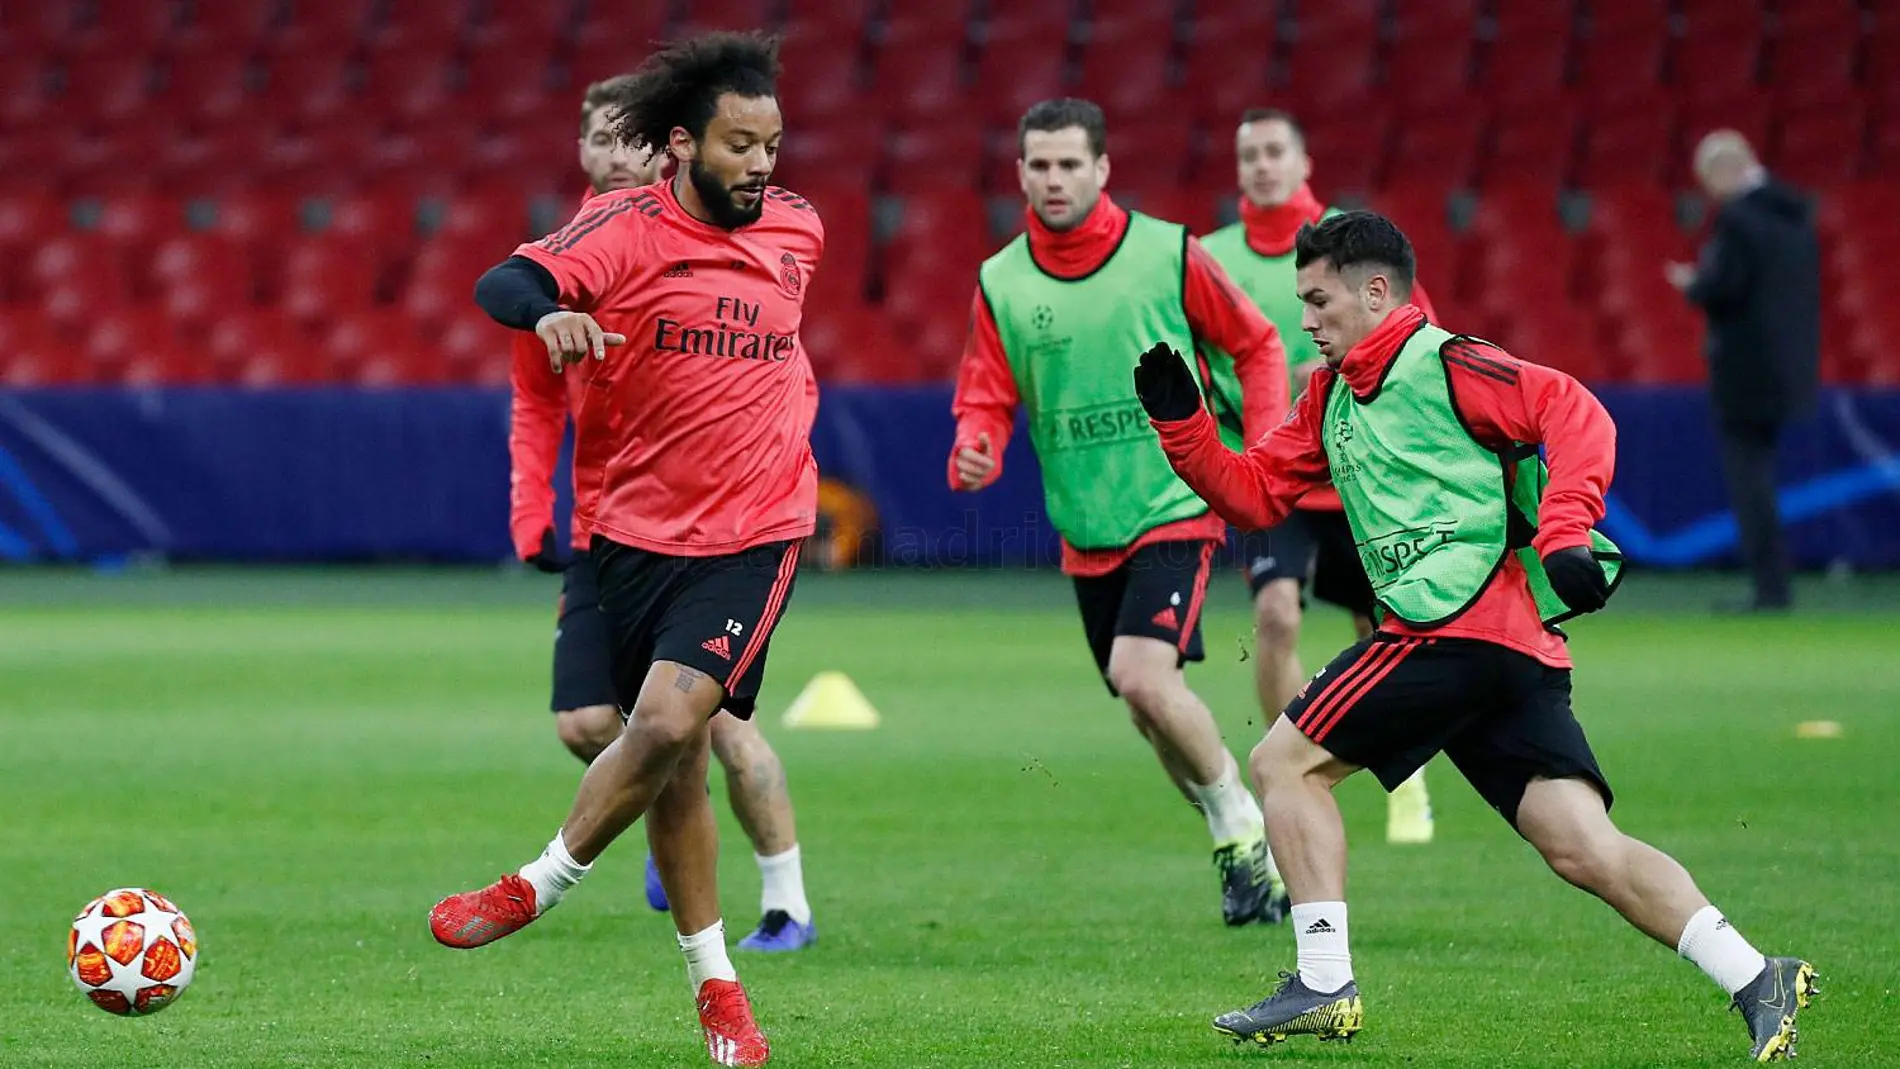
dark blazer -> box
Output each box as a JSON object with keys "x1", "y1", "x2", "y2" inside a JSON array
[{"x1": 1685, "y1": 177, "x2": 1821, "y2": 428}]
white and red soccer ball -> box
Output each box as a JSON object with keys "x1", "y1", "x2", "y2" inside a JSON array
[{"x1": 68, "y1": 888, "x2": 198, "y2": 1016}]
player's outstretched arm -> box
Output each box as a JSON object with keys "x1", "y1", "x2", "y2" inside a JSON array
[
  {"x1": 475, "y1": 256, "x2": 626, "y2": 373},
  {"x1": 1136, "y1": 344, "x2": 1330, "y2": 530}
]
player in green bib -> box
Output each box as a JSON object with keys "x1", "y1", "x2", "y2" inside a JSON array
[
  {"x1": 1200, "y1": 107, "x2": 1436, "y2": 847},
  {"x1": 1138, "y1": 212, "x2": 1815, "y2": 1062},
  {"x1": 948, "y1": 98, "x2": 1295, "y2": 927}
]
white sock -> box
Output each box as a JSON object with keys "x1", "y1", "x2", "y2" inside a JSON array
[
  {"x1": 517, "y1": 831, "x2": 589, "y2": 914},
  {"x1": 757, "y1": 845, "x2": 813, "y2": 926},
  {"x1": 1292, "y1": 901, "x2": 1353, "y2": 994},
  {"x1": 1677, "y1": 905, "x2": 1767, "y2": 995},
  {"x1": 679, "y1": 920, "x2": 738, "y2": 990},
  {"x1": 1190, "y1": 752, "x2": 1269, "y2": 847}
]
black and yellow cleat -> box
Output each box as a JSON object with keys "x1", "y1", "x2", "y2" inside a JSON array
[
  {"x1": 1213, "y1": 839, "x2": 1278, "y2": 927},
  {"x1": 1732, "y1": 956, "x2": 1818, "y2": 1062},
  {"x1": 1213, "y1": 971, "x2": 1363, "y2": 1047}
]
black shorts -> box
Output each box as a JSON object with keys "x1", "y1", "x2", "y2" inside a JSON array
[
  {"x1": 550, "y1": 551, "x2": 617, "y2": 713},
  {"x1": 1284, "y1": 635, "x2": 1613, "y2": 828},
  {"x1": 1238, "y1": 507, "x2": 1376, "y2": 616},
  {"x1": 1072, "y1": 539, "x2": 1215, "y2": 696},
  {"x1": 591, "y1": 535, "x2": 802, "y2": 720}
]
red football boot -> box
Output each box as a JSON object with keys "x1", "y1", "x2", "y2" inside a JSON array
[
  {"x1": 696, "y1": 978, "x2": 770, "y2": 1066},
  {"x1": 429, "y1": 873, "x2": 539, "y2": 948}
]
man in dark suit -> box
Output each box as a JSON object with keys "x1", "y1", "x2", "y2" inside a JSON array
[{"x1": 1667, "y1": 130, "x2": 1820, "y2": 612}]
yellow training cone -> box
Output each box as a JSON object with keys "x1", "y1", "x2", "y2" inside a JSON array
[{"x1": 781, "y1": 671, "x2": 880, "y2": 730}]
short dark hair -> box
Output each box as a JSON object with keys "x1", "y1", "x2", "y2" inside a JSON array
[
  {"x1": 1018, "y1": 98, "x2": 1108, "y2": 158},
  {"x1": 580, "y1": 74, "x2": 635, "y2": 137},
  {"x1": 1239, "y1": 107, "x2": 1306, "y2": 150},
  {"x1": 1294, "y1": 211, "x2": 1416, "y2": 291},
  {"x1": 607, "y1": 31, "x2": 780, "y2": 151}
]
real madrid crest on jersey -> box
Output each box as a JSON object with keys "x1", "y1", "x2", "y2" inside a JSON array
[{"x1": 779, "y1": 252, "x2": 801, "y2": 296}]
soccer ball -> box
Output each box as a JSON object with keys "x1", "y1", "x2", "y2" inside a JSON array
[{"x1": 68, "y1": 888, "x2": 198, "y2": 1016}]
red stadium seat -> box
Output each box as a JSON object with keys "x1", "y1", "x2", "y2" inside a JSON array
[
  {"x1": 1123, "y1": 188, "x2": 1219, "y2": 237},
  {"x1": 675, "y1": 0, "x2": 778, "y2": 37},
  {"x1": 402, "y1": 237, "x2": 499, "y2": 327},
  {"x1": 1587, "y1": 0, "x2": 1670, "y2": 42},
  {"x1": 1493, "y1": 303, "x2": 1606, "y2": 384},
  {"x1": 783, "y1": 0, "x2": 875, "y2": 36},
  {"x1": 1867, "y1": 105, "x2": 1900, "y2": 176},
  {"x1": 881, "y1": 118, "x2": 989, "y2": 193},
  {"x1": 257, "y1": 48, "x2": 356, "y2": 124},
  {"x1": 1367, "y1": 182, "x2": 1458, "y2": 305},
  {"x1": 368, "y1": 0, "x2": 471, "y2": 50},
  {"x1": 279, "y1": 234, "x2": 381, "y2": 325},
  {"x1": 1485, "y1": 99, "x2": 1582, "y2": 188},
  {"x1": 276, "y1": 0, "x2": 376, "y2": 48},
  {"x1": 1493, "y1": 0, "x2": 1577, "y2": 46},
  {"x1": 1072, "y1": 23, "x2": 1176, "y2": 123},
  {"x1": 1574, "y1": 102, "x2": 1675, "y2": 186},
  {"x1": 328, "y1": 188, "x2": 418, "y2": 244},
  {"x1": 1771, "y1": 97, "x2": 1869, "y2": 188},
  {"x1": 1383, "y1": 111, "x2": 1484, "y2": 190},
  {"x1": 1280, "y1": 36, "x2": 1377, "y2": 115},
  {"x1": 436, "y1": 187, "x2": 530, "y2": 243},
  {"x1": 463, "y1": 45, "x2": 560, "y2": 126},
  {"x1": 184, "y1": 0, "x2": 277, "y2": 41},
  {"x1": 1573, "y1": 30, "x2": 1667, "y2": 115},
  {"x1": 571, "y1": 0, "x2": 671, "y2": 50},
  {"x1": 85, "y1": 309, "x2": 204, "y2": 386},
  {"x1": 800, "y1": 186, "x2": 873, "y2": 309},
  {"x1": 157, "y1": 47, "x2": 253, "y2": 125},
  {"x1": 155, "y1": 124, "x2": 274, "y2": 194},
  {"x1": 29, "y1": 233, "x2": 130, "y2": 314},
  {"x1": 207, "y1": 308, "x2": 326, "y2": 385},
  {"x1": 1384, "y1": 32, "x2": 1478, "y2": 113},
  {"x1": 970, "y1": 37, "x2": 1070, "y2": 124},
  {"x1": 1479, "y1": 37, "x2": 1569, "y2": 109},
  {"x1": 363, "y1": 48, "x2": 457, "y2": 123},
  {"x1": 212, "y1": 190, "x2": 304, "y2": 249},
  {"x1": 324, "y1": 310, "x2": 439, "y2": 385},
  {"x1": 0, "y1": 309, "x2": 79, "y2": 386},
  {"x1": 152, "y1": 234, "x2": 251, "y2": 331},
  {"x1": 1287, "y1": 0, "x2": 1378, "y2": 44},
  {"x1": 1671, "y1": 36, "x2": 1764, "y2": 107},
  {"x1": 1768, "y1": 28, "x2": 1861, "y2": 112},
  {"x1": 58, "y1": 55, "x2": 156, "y2": 126},
  {"x1": 867, "y1": 40, "x2": 967, "y2": 122},
  {"x1": 1677, "y1": 0, "x2": 1766, "y2": 40},
  {"x1": 1177, "y1": 33, "x2": 1273, "y2": 126},
  {"x1": 1101, "y1": 118, "x2": 1194, "y2": 193},
  {"x1": 776, "y1": 33, "x2": 864, "y2": 123},
  {"x1": 1299, "y1": 106, "x2": 1388, "y2": 197}
]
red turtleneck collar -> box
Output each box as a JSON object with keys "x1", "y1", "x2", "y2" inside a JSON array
[
  {"x1": 1336, "y1": 304, "x2": 1428, "y2": 397},
  {"x1": 1026, "y1": 193, "x2": 1129, "y2": 279},
  {"x1": 1239, "y1": 183, "x2": 1325, "y2": 257}
]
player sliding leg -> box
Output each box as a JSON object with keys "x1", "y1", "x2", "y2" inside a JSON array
[
  {"x1": 1141, "y1": 210, "x2": 1811, "y2": 1061},
  {"x1": 639, "y1": 714, "x2": 815, "y2": 955},
  {"x1": 1107, "y1": 633, "x2": 1281, "y2": 926}
]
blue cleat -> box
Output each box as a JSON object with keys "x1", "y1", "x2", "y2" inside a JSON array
[
  {"x1": 736, "y1": 910, "x2": 816, "y2": 953},
  {"x1": 644, "y1": 854, "x2": 669, "y2": 913}
]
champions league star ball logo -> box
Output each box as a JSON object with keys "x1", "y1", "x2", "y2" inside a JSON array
[
  {"x1": 1334, "y1": 420, "x2": 1355, "y2": 444},
  {"x1": 779, "y1": 252, "x2": 801, "y2": 296},
  {"x1": 1032, "y1": 304, "x2": 1054, "y2": 331}
]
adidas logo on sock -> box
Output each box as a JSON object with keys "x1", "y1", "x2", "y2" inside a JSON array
[
  {"x1": 1304, "y1": 918, "x2": 1336, "y2": 935},
  {"x1": 1715, "y1": 918, "x2": 1731, "y2": 931}
]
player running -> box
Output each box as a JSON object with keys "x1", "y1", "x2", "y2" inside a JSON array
[
  {"x1": 950, "y1": 98, "x2": 1293, "y2": 927},
  {"x1": 1138, "y1": 211, "x2": 1816, "y2": 1062},
  {"x1": 438, "y1": 33, "x2": 824, "y2": 1067},
  {"x1": 1198, "y1": 108, "x2": 1435, "y2": 845},
  {"x1": 510, "y1": 74, "x2": 814, "y2": 956}
]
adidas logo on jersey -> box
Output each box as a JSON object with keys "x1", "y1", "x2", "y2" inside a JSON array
[
  {"x1": 702, "y1": 635, "x2": 732, "y2": 660},
  {"x1": 1151, "y1": 607, "x2": 1179, "y2": 630},
  {"x1": 663, "y1": 262, "x2": 693, "y2": 278},
  {"x1": 1304, "y1": 918, "x2": 1336, "y2": 935}
]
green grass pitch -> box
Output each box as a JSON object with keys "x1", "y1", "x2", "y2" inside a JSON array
[{"x1": 1, "y1": 568, "x2": 1895, "y2": 1067}]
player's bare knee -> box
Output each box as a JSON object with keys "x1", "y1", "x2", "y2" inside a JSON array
[
  {"x1": 1535, "y1": 831, "x2": 1622, "y2": 892},
  {"x1": 1253, "y1": 582, "x2": 1302, "y2": 651},
  {"x1": 555, "y1": 705, "x2": 621, "y2": 762},
  {"x1": 626, "y1": 697, "x2": 702, "y2": 752}
]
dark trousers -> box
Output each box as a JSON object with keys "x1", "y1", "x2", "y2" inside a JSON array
[{"x1": 1718, "y1": 420, "x2": 1792, "y2": 607}]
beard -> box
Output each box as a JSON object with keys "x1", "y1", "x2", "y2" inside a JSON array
[{"x1": 689, "y1": 157, "x2": 765, "y2": 229}]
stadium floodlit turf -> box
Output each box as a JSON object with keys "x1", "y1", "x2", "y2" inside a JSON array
[{"x1": 2, "y1": 568, "x2": 1895, "y2": 1068}]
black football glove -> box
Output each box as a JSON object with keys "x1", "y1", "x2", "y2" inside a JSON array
[
  {"x1": 1133, "y1": 342, "x2": 1201, "y2": 422},
  {"x1": 1542, "y1": 546, "x2": 1609, "y2": 613},
  {"x1": 524, "y1": 527, "x2": 566, "y2": 574}
]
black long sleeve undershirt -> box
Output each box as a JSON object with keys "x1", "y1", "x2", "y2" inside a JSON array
[{"x1": 474, "y1": 256, "x2": 562, "y2": 330}]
